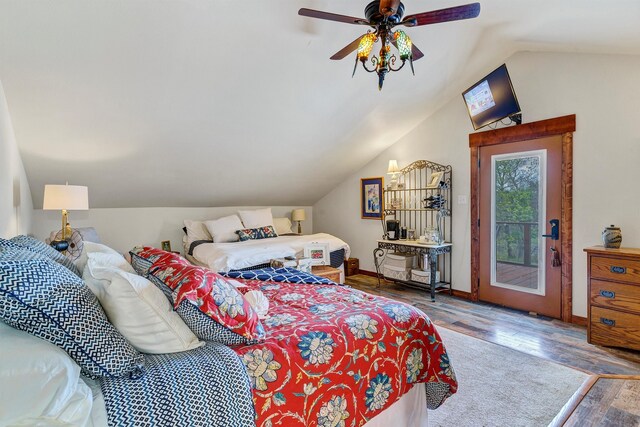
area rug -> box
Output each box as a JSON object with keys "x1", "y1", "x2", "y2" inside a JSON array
[{"x1": 429, "y1": 326, "x2": 590, "y2": 427}]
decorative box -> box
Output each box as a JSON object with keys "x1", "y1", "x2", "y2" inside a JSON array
[
  {"x1": 383, "y1": 264, "x2": 411, "y2": 281},
  {"x1": 385, "y1": 253, "x2": 416, "y2": 269},
  {"x1": 411, "y1": 269, "x2": 440, "y2": 284}
]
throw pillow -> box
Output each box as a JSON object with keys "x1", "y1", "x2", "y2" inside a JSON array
[
  {"x1": 5, "y1": 235, "x2": 81, "y2": 277},
  {"x1": 237, "y1": 208, "x2": 274, "y2": 229},
  {"x1": 75, "y1": 241, "x2": 122, "y2": 273},
  {"x1": 129, "y1": 246, "x2": 188, "y2": 277},
  {"x1": 203, "y1": 215, "x2": 244, "y2": 243},
  {"x1": 86, "y1": 267, "x2": 203, "y2": 354},
  {"x1": 150, "y1": 263, "x2": 265, "y2": 345},
  {"x1": 273, "y1": 217, "x2": 294, "y2": 235},
  {"x1": 183, "y1": 219, "x2": 213, "y2": 245},
  {"x1": 0, "y1": 256, "x2": 144, "y2": 378},
  {"x1": 82, "y1": 252, "x2": 137, "y2": 300},
  {"x1": 236, "y1": 226, "x2": 278, "y2": 242}
]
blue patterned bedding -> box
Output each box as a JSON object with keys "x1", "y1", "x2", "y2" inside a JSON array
[
  {"x1": 221, "y1": 267, "x2": 337, "y2": 285},
  {"x1": 99, "y1": 342, "x2": 256, "y2": 427}
]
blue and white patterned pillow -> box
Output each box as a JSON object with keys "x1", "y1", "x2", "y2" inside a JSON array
[
  {"x1": 236, "y1": 226, "x2": 278, "y2": 242},
  {"x1": 6, "y1": 235, "x2": 81, "y2": 277},
  {"x1": 0, "y1": 256, "x2": 144, "y2": 378},
  {"x1": 175, "y1": 299, "x2": 265, "y2": 346},
  {"x1": 129, "y1": 252, "x2": 154, "y2": 277}
]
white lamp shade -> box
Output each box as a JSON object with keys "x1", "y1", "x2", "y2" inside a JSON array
[
  {"x1": 291, "y1": 209, "x2": 306, "y2": 222},
  {"x1": 387, "y1": 160, "x2": 400, "y2": 174},
  {"x1": 43, "y1": 185, "x2": 89, "y2": 210}
]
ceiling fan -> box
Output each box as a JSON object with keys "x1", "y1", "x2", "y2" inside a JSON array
[{"x1": 299, "y1": 1, "x2": 481, "y2": 89}]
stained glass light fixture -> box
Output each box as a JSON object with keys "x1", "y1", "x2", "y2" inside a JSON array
[{"x1": 353, "y1": 27, "x2": 414, "y2": 90}]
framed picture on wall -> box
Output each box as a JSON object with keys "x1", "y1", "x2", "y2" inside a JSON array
[{"x1": 361, "y1": 177, "x2": 384, "y2": 220}]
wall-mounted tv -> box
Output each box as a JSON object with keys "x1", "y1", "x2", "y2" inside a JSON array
[{"x1": 462, "y1": 64, "x2": 521, "y2": 130}]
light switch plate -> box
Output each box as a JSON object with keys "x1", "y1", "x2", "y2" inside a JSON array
[{"x1": 458, "y1": 195, "x2": 468, "y2": 205}]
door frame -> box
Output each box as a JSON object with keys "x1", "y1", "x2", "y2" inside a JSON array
[{"x1": 469, "y1": 115, "x2": 576, "y2": 322}]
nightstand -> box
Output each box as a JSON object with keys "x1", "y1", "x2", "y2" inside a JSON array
[{"x1": 312, "y1": 265, "x2": 341, "y2": 283}]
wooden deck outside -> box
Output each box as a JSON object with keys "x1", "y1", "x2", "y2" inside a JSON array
[{"x1": 496, "y1": 261, "x2": 538, "y2": 289}]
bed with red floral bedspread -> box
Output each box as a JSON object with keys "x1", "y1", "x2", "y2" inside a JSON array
[{"x1": 130, "y1": 247, "x2": 457, "y2": 427}]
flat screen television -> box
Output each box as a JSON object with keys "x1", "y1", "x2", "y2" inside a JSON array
[{"x1": 462, "y1": 64, "x2": 521, "y2": 130}]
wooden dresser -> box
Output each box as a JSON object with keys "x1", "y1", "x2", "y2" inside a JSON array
[{"x1": 584, "y1": 246, "x2": 640, "y2": 350}]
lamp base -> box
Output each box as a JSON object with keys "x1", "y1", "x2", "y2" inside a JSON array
[{"x1": 297, "y1": 221, "x2": 302, "y2": 234}]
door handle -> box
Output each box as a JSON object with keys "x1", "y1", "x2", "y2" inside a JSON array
[{"x1": 542, "y1": 219, "x2": 559, "y2": 241}]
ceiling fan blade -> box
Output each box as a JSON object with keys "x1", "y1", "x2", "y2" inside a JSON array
[
  {"x1": 379, "y1": 0, "x2": 402, "y2": 16},
  {"x1": 402, "y1": 3, "x2": 480, "y2": 27},
  {"x1": 298, "y1": 8, "x2": 368, "y2": 25},
  {"x1": 330, "y1": 35, "x2": 365, "y2": 60},
  {"x1": 411, "y1": 43, "x2": 424, "y2": 61}
]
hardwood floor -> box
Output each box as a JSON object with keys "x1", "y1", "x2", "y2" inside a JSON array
[
  {"x1": 345, "y1": 274, "x2": 640, "y2": 426},
  {"x1": 563, "y1": 376, "x2": 640, "y2": 426}
]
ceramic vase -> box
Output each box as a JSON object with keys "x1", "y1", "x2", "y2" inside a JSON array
[{"x1": 602, "y1": 225, "x2": 622, "y2": 249}]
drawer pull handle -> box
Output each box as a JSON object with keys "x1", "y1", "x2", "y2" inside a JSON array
[
  {"x1": 599, "y1": 290, "x2": 615, "y2": 298},
  {"x1": 600, "y1": 317, "x2": 616, "y2": 327},
  {"x1": 610, "y1": 266, "x2": 626, "y2": 274}
]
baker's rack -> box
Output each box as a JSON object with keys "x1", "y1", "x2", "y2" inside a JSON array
[{"x1": 375, "y1": 160, "x2": 453, "y2": 299}]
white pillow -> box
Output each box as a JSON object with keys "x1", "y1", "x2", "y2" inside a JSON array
[
  {"x1": 204, "y1": 215, "x2": 244, "y2": 243},
  {"x1": 0, "y1": 321, "x2": 94, "y2": 426},
  {"x1": 273, "y1": 217, "x2": 294, "y2": 235},
  {"x1": 85, "y1": 268, "x2": 203, "y2": 354},
  {"x1": 75, "y1": 241, "x2": 121, "y2": 273},
  {"x1": 83, "y1": 252, "x2": 136, "y2": 299},
  {"x1": 238, "y1": 208, "x2": 274, "y2": 229},
  {"x1": 184, "y1": 219, "x2": 212, "y2": 243}
]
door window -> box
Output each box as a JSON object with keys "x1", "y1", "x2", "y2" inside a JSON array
[{"x1": 490, "y1": 150, "x2": 547, "y2": 295}]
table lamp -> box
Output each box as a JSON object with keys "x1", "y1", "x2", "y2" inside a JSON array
[
  {"x1": 43, "y1": 184, "x2": 89, "y2": 246},
  {"x1": 387, "y1": 160, "x2": 400, "y2": 190},
  {"x1": 291, "y1": 209, "x2": 306, "y2": 234}
]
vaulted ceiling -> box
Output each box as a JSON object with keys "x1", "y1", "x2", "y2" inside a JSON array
[{"x1": 1, "y1": 1, "x2": 639, "y2": 208}]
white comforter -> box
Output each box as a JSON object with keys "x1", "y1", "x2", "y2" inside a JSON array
[{"x1": 191, "y1": 233, "x2": 350, "y2": 272}]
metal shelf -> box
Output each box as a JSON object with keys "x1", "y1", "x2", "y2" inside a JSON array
[
  {"x1": 385, "y1": 187, "x2": 440, "y2": 192},
  {"x1": 376, "y1": 159, "x2": 453, "y2": 301}
]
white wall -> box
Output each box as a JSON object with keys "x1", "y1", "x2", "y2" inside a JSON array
[
  {"x1": 32, "y1": 206, "x2": 313, "y2": 254},
  {"x1": 314, "y1": 51, "x2": 640, "y2": 318},
  {"x1": 0, "y1": 80, "x2": 32, "y2": 237}
]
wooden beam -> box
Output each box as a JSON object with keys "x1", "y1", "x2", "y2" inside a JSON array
[
  {"x1": 470, "y1": 145, "x2": 480, "y2": 301},
  {"x1": 469, "y1": 114, "x2": 576, "y2": 148},
  {"x1": 562, "y1": 131, "x2": 574, "y2": 323}
]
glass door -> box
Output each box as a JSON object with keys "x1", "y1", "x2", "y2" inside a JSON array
[
  {"x1": 490, "y1": 150, "x2": 546, "y2": 295},
  {"x1": 478, "y1": 135, "x2": 562, "y2": 319}
]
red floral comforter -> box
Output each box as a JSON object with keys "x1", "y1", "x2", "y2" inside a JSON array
[{"x1": 231, "y1": 280, "x2": 457, "y2": 427}]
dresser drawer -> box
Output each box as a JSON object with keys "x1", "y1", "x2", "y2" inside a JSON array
[
  {"x1": 590, "y1": 279, "x2": 640, "y2": 314},
  {"x1": 590, "y1": 256, "x2": 640, "y2": 285},
  {"x1": 590, "y1": 306, "x2": 640, "y2": 350},
  {"x1": 312, "y1": 266, "x2": 341, "y2": 283}
]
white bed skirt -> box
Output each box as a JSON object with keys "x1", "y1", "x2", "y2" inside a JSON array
[{"x1": 363, "y1": 384, "x2": 428, "y2": 427}]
